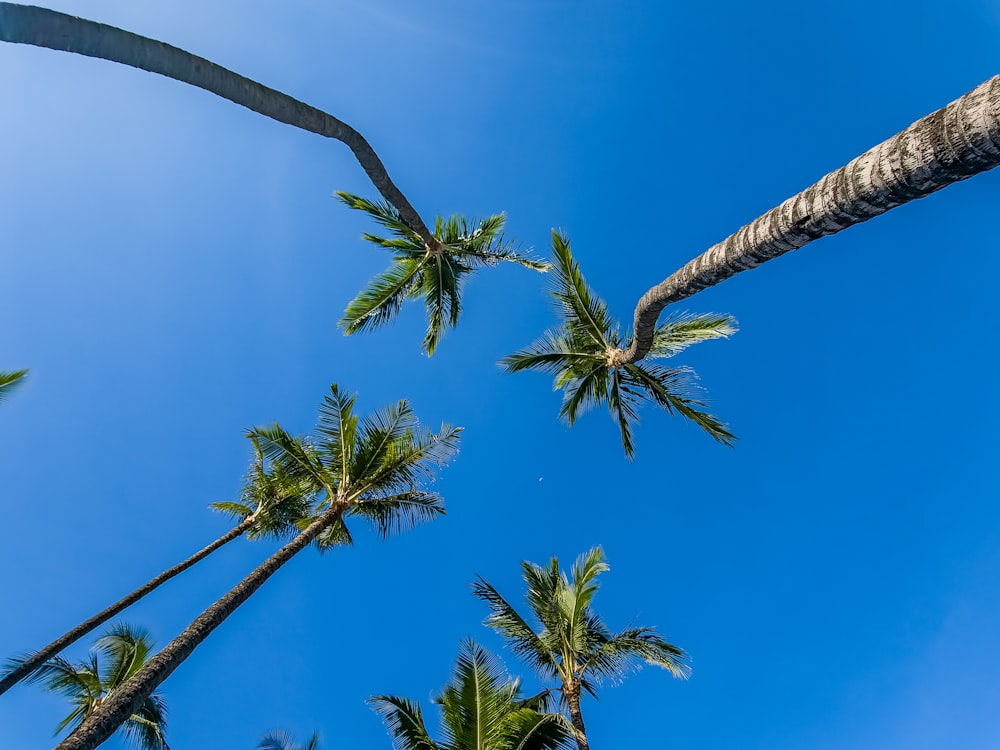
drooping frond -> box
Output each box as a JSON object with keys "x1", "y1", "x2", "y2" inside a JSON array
[
  {"x1": 472, "y1": 578, "x2": 559, "y2": 680},
  {"x1": 349, "y1": 490, "x2": 445, "y2": 538},
  {"x1": 581, "y1": 626, "x2": 691, "y2": 685},
  {"x1": 96, "y1": 624, "x2": 153, "y2": 689},
  {"x1": 421, "y1": 253, "x2": 464, "y2": 356},
  {"x1": 0, "y1": 369, "x2": 28, "y2": 402},
  {"x1": 341, "y1": 257, "x2": 427, "y2": 335},
  {"x1": 368, "y1": 694, "x2": 439, "y2": 750},
  {"x1": 336, "y1": 191, "x2": 422, "y2": 244}
]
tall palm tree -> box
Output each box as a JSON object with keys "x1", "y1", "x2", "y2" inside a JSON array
[
  {"x1": 337, "y1": 192, "x2": 549, "y2": 355},
  {"x1": 501, "y1": 231, "x2": 736, "y2": 459},
  {"x1": 54, "y1": 384, "x2": 460, "y2": 750},
  {"x1": 258, "y1": 729, "x2": 320, "y2": 750},
  {"x1": 472, "y1": 548, "x2": 689, "y2": 750},
  {"x1": 0, "y1": 3, "x2": 434, "y2": 245},
  {"x1": 13, "y1": 623, "x2": 168, "y2": 750},
  {"x1": 0, "y1": 368, "x2": 28, "y2": 402},
  {"x1": 0, "y1": 437, "x2": 312, "y2": 697},
  {"x1": 370, "y1": 638, "x2": 570, "y2": 750},
  {"x1": 616, "y1": 74, "x2": 1000, "y2": 363}
]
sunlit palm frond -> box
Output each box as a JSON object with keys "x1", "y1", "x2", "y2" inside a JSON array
[
  {"x1": 96, "y1": 624, "x2": 152, "y2": 689},
  {"x1": 341, "y1": 257, "x2": 427, "y2": 335},
  {"x1": 548, "y1": 231, "x2": 613, "y2": 346},
  {"x1": 258, "y1": 729, "x2": 320, "y2": 750},
  {"x1": 649, "y1": 312, "x2": 737, "y2": 357},
  {"x1": 122, "y1": 694, "x2": 169, "y2": 750},
  {"x1": 0, "y1": 369, "x2": 28, "y2": 403},
  {"x1": 472, "y1": 578, "x2": 558, "y2": 680},
  {"x1": 420, "y1": 253, "x2": 464, "y2": 356},
  {"x1": 499, "y1": 332, "x2": 600, "y2": 378},
  {"x1": 336, "y1": 191, "x2": 422, "y2": 244},
  {"x1": 582, "y1": 627, "x2": 691, "y2": 685}
]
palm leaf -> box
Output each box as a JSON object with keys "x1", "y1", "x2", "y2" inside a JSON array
[
  {"x1": 0, "y1": 369, "x2": 28, "y2": 402},
  {"x1": 368, "y1": 695, "x2": 438, "y2": 750},
  {"x1": 648, "y1": 312, "x2": 738, "y2": 358},
  {"x1": 472, "y1": 578, "x2": 558, "y2": 680},
  {"x1": 622, "y1": 364, "x2": 735, "y2": 445},
  {"x1": 548, "y1": 232, "x2": 612, "y2": 346},
  {"x1": 340, "y1": 257, "x2": 427, "y2": 335},
  {"x1": 335, "y1": 191, "x2": 422, "y2": 243},
  {"x1": 349, "y1": 490, "x2": 444, "y2": 538}
]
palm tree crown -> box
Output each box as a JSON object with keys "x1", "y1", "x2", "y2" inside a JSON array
[
  {"x1": 248, "y1": 383, "x2": 462, "y2": 550},
  {"x1": 337, "y1": 192, "x2": 550, "y2": 355},
  {"x1": 473, "y1": 548, "x2": 689, "y2": 750},
  {"x1": 13, "y1": 623, "x2": 168, "y2": 750},
  {"x1": 258, "y1": 729, "x2": 320, "y2": 750},
  {"x1": 500, "y1": 231, "x2": 736, "y2": 459},
  {"x1": 370, "y1": 638, "x2": 571, "y2": 750}
]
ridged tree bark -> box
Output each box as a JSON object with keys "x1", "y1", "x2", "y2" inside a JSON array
[
  {"x1": 0, "y1": 3, "x2": 438, "y2": 249},
  {"x1": 0, "y1": 515, "x2": 256, "y2": 697},
  {"x1": 620, "y1": 73, "x2": 1000, "y2": 363},
  {"x1": 564, "y1": 682, "x2": 590, "y2": 750},
  {"x1": 53, "y1": 504, "x2": 346, "y2": 750}
]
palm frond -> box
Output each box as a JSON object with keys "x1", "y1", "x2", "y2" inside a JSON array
[
  {"x1": 648, "y1": 312, "x2": 738, "y2": 358},
  {"x1": 122, "y1": 694, "x2": 169, "y2": 750},
  {"x1": 0, "y1": 369, "x2": 28, "y2": 402},
  {"x1": 351, "y1": 399, "x2": 419, "y2": 487},
  {"x1": 349, "y1": 490, "x2": 444, "y2": 538},
  {"x1": 368, "y1": 695, "x2": 438, "y2": 750},
  {"x1": 473, "y1": 577, "x2": 559, "y2": 680},
  {"x1": 340, "y1": 257, "x2": 426, "y2": 335},
  {"x1": 498, "y1": 331, "x2": 601, "y2": 378},
  {"x1": 548, "y1": 231, "x2": 612, "y2": 346},
  {"x1": 582, "y1": 626, "x2": 691, "y2": 684},
  {"x1": 623, "y1": 364, "x2": 735, "y2": 445},
  {"x1": 335, "y1": 191, "x2": 422, "y2": 243},
  {"x1": 420, "y1": 254, "x2": 463, "y2": 356},
  {"x1": 96, "y1": 624, "x2": 153, "y2": 689}
]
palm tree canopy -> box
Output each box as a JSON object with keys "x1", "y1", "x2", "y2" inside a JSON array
[
  {"x1": 10, "y1": 623, "x2": 168, "y2": 750},
  {"x1": 370, "y1": 639, "x2": 570, "y2": 750},
  {"x1": 247, "y1": 383, "x2": 461, "y2": 551},
  {"x1": 0, "y1": 368, "x2": 28, "y2": 402},
  {"x1": 473, "y1": 547, "x2": 690, "y2": 702},
  {"x1": 500, "y1": 231, "x2": 736, "y2": 458},
  {"x1": 337, "y1": 192, "x2": 549, "y2": 355}
]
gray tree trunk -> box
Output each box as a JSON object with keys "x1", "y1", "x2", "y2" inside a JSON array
[
  {"x1": 0, "y1": 515, "x2": 256, "y2": 697},
  {"x1": 621, "y1": 74, "x2": 1000, "y2": 363},
  {"x1": 564, "y1": 683, "x2": 590, "y2": 750},
  {"x1": 0, "y1": 3, "x2": 438, "y2": 248},
  {"x1": 53, "y1": 505, "x2": 345, "y2": 750}
]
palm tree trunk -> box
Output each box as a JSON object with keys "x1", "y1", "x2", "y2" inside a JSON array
[
  {"x1": 53, "y1": 504, "x2": 345, "y2": 750},
  {"x1": 0, "y1": 3, "x2": 437, "y2": 247},
  {"x1": 564, "y1": 685, "x2": 590, "y2": 750},
  {"x1": 621, "y1": 73, "x2": 1000, "y2": 363},
  {"x1": 0, "y1": 515, "x2": 256, "y2": 697}
]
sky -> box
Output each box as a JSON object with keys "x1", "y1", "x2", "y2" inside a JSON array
[{"x1": 2, "y1": 1, "x2": 1000, "y2": 748}]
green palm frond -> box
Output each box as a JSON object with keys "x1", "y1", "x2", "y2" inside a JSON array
[
  {"x1": 258, "y1": 729, "x2": 320, "y2": 750},
  {"x1": 501, "y1": 230, "x2": 736, "y2": 458},
  {"x1": 0, "y1": 369, "x2": 28, "y2": 403},
  {"x1": 472, "y1": 578, "x2": 558, "y2": 680},
  {"x1": 369, "y1": 695, "x2": 439, "y2": 750},
  {"x1": 337, "y1": 192, "x2": 547, "y2": 355},
  {"x1": 349, "y1": 490, "x2": 445, "y2": 538}
]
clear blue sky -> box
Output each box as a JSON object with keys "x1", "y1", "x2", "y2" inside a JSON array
[{"x1": 3, "y1": 1, "x2": 1000, "y2": 748}]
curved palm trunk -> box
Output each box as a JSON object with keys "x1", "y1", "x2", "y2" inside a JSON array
[
  {"x1": 564, "y1": 684, "x2": 590, "y2": 750},
  {"x1": 53, "y1": 505, "x2": 344, "y2": 750},
  {"x1": 0, "y1": 3, "x2": 436, "y2": 247},
  {"x1": 0, "y1": 515, "x2": 255, "y2": 697},
  {"x1": 622, "y1": 74, "x2": 1000, "y2": 363}
]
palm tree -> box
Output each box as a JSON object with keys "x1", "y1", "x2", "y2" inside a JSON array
[
  {"x1": 472, "y1": 548, "x2": 690, "y2": 750},
  {"x1": 501, "y1": 231, "x2": 736, "y2": 459},
  {"x1": 616, "y1": 74, "x2": 1000, "y2": 363},
  {"x1": 54, "y1": 384, "x2": 460, "y2": 750},
  {"x1": 0, "y1": 437, "x2": 312, "y2": 697},
  {"x1": 12, "y1": 623, "x2": 168, "y2": 750},
  {"x1": 258, "y1": 729, "x2": 320, "y2": 750},
  {"x1": 337, "y1": 192, "x2": 549, "y2": 355},
  {"x1": 0, "y1": 3, "x2": 435, "y2": 245},
  {"x1": 0, "y1": 368, "x2": 28, "y2": 402},
  {"x1": 370, "y1": 638, "x2": 570, "y2": 750}
]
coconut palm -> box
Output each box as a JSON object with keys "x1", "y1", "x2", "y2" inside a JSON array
[
  {"x1": 0, "y1": 368, "x2": 27, "y2": 402},
  {"x1": 337, "y1": 192, "x2": 549, "y2": 355},
  {"x1": 0, "y1": 4, "x2": 435, "y2": 245},
  {"x1": 0, "y1": 437, "x2": 312, "y2": 697},
  {"x1": 54, "y1": 384, "x2": 460, "y2": 750},
  {"x1": 501, "y1": 231, "x2": 736, "y2": 459},
  {"x1": 370, "y1": 638, "x2": 570, "y2": 750},
  {"x1": 472, "y1": 548, "x2": 689, "y2": 750},
  {"x1": 12, "y1": 623, "x2": 168, "y2": 750},
  {"x1": 258, "y1": 729, "x2": 320, "y2": 750}
]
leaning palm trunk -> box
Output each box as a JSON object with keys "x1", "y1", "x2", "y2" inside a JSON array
[
  {"x1": 53, "y1": 505, "x2": 345, "y2": 750},
  {"x1": 0, "y1": 515, "x2": 256, "y2": 697},
  {"x1": 0, "y1": 3, "x2": 437, "y2": 247},
  {"x1": 621, "y1": 74, "x2": 1000, "y2": 363}
]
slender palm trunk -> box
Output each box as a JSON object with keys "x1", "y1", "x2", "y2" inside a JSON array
[
  {"x1": 0, "y1": 3, "x2": 437, "y2": 247},
  {"x1": 0, "y1": 515, "x2": 255, "y2": 697},
  {"x1": 621, "y1": 74, "x2": 1000, "y2": 363},
  {"x1": 564, "y1": 684, "x2": 590, "y2": 750},
  {"x1": 53, "y1": 504, "x2": 345, "y2": 750}
]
